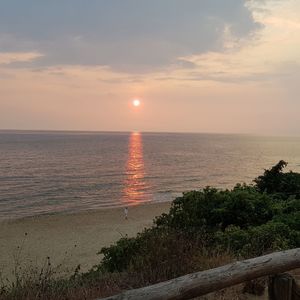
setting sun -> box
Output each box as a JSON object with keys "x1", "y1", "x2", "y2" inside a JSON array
[{"x1": 133, "y1": 99, "x2": 141, "y2": 107}]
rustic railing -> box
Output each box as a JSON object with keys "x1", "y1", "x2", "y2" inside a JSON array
[{"x1": 99, "y1": 248, "x2": 300, "y2": 300}]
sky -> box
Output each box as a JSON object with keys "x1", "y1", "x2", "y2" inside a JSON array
[{"x1": 0, "y1": 0, "x2": 300, "y2": 135}]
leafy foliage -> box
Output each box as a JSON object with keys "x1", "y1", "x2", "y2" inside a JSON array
[
  {"x1": 99, "y1": 161, "x2": 300, "y2": 273},
  {"x1": 155, "y1": 185, "x2": 275, "y2": 231},
  {"x1": 254, "y1": 160, "x2": 300, "y2": 198}
]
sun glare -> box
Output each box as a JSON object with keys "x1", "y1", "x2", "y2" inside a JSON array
[{"x1": 133, "y1": 99, "x2": 141, "y2": 107}]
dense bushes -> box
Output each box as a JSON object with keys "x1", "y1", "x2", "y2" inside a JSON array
[
  {"x1": 254, "y1": 160, "x2": 300, "y2": 198},
  {"x1": 154, "y1": 185, "x2": 275, "y2": 231},
  {"x1": 215, "y1": 221, "x2": 300, "y2": 257},
  {"x1": 99, "y1": 161, "x2": 300, "y2": 273}
]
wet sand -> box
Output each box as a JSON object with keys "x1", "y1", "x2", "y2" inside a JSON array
[{"x1": 0, "y1": 202, "x2": 171, "y2": 280}]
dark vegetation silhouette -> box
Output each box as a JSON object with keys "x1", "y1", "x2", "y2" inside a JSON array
[
  {"x1": 254, "y1": 160, "x2": 300, "y2": 197},
  {"x1": 1, "y1": 161, "x2": 299, "y2": 299}
]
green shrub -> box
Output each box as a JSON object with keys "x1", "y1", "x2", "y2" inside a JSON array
[
  {"x1": 99, "y1": 228, "x2": 209, "y2": 277},
  {"x1": 100, "y1": 236, "x2": 139, "y2": 272},
  {"x1": 215, "y1": 221, "x2": 297, "y2": 257},
  {"x1": 155, "y1": 185, "x2": 275, "y2": 231},
  {"x1": 254, "y1": 160, "x2": 300, "y2": 198}
]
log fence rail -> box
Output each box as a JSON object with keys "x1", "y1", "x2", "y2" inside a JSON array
[{"x1": 98, "y1": 248, "x2": 300, "y2": 300}]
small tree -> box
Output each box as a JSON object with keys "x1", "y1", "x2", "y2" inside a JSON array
[
  {"x1": 254, "y1": 160, "x2": 287, "y2": 194},
  {"x1": 254, "y1": 160, "x2": 300, "y2": 198}
]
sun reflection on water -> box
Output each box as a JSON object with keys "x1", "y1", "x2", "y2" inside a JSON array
[{"x1": 123, "y1": 132, "x2": 149, "y2": 204}]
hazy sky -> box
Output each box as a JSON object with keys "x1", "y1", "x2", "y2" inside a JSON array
[{"x1": 0, "y1": 0, "x2": 300, "y2": 135}]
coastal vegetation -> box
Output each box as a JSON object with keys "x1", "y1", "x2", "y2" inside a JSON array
[
  {"x1": 100, "y1": 161, "x2": 300, "y2": 272},
  {"x1": 1, "y1": 161, "x2": 299, "y2": 299}
]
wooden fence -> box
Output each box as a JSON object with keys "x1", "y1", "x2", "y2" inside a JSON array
[{"x1": 99, "y1": 248, "x2": 300, "y2": 300}]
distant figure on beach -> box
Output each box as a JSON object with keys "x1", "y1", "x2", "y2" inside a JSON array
[{"x1": 124, "y1": 207, "x2": 128, "y2": 220}]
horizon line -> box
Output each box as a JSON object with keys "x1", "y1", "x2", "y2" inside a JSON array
[{"x1": 0, "y1": 128, "x2": 299, "y2": 139}]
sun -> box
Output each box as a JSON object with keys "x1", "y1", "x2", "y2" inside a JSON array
[{"x1": 133, "y1": 99, "x2": 141, "y2": 107}]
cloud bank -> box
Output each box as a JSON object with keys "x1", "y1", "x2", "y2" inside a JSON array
[{"x1": 0, "y1": 0, "x2": 260, "y2": 71}]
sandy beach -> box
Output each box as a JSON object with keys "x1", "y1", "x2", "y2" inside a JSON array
[{"x1": 0, "y1": 202, "x2": 171, "y2": 281}]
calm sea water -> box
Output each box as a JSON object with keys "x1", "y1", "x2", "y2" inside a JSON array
[{"x1": 1, "y1": 131, "x2": 300, "y2": 220}]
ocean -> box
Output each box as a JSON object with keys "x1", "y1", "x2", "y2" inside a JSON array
[{"x1": 1, "y1": 131, "x2": 300, "y2": 220}]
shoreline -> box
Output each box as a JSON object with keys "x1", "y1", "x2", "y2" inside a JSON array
[
  {"x1": 0, "y1": 200, "x2": 172, "y2": 224},
  {"x1": 0, "y1": 201, "x2": 171, "y2": 281}
]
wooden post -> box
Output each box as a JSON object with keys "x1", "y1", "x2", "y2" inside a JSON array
[
  {"x1": 268, "y1": 273, "x2": 300, "y2": 300},
  {"x1": 269, "y1": 274, "x2": 293, "y2": 300},
  {"x1": 98, "y1": 248, "x2": 300, "y2": 300},
  {"x1": 293, "y1": 279, "x2": 300, "y2": 300}
]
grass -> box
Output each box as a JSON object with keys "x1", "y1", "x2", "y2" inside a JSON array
[
  {"x1": 0, "y1": 227, "x2": 270, "y2": 300},
  {"x1": 0, "y1": 246, "x2": 241, "y2": 300}
]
